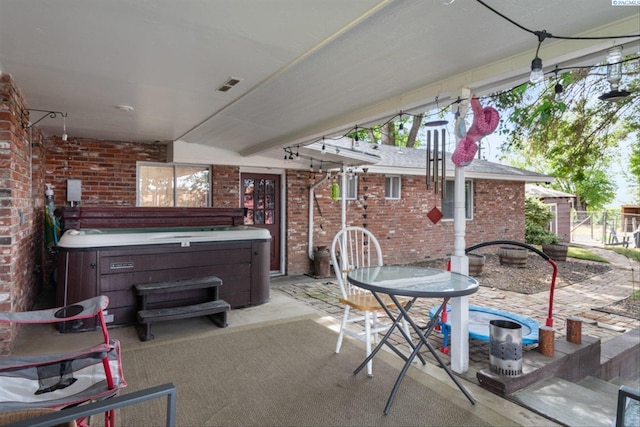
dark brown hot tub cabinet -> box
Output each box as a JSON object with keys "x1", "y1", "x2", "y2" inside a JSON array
[{"x1": 55, "y1": 208, "x2": 271, "y2": 329}]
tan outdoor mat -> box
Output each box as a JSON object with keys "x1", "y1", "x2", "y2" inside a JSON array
[{"x1": 117, "y1": 317, "x2": 492, "y2": 426}]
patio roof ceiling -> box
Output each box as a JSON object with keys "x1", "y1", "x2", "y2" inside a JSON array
[{"x1": 1, "y1": 1, "x2": 638, "y2": 162}]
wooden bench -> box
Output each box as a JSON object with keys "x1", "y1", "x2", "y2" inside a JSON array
[{"x1": 134, "y1": 276, "x2": 230, "y2": 341}]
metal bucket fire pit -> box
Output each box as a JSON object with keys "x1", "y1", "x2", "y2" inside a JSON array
[{"x1": 489, "y1": 319, "x2": 523, "y2": 377}]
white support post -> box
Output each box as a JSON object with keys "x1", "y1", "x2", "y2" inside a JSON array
[
  {"x1": 449, "y1": 87, "x2": 471, "y2": 374},
  {"x1": 341, "y1": 166, "x2": 347, "y2": 230}
]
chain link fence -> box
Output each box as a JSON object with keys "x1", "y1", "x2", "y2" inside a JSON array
[{"x1": 571, "y1": 210, "x2": 640, "y2": 247}]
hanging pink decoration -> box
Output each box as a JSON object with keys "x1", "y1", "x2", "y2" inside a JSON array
[{"x1": 451, "y1": 95, "x2": 500, "y2": 167}]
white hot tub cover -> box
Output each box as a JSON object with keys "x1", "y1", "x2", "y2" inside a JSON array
[{"x1": 57, "y1": 225, "x2": 272, "y2": 248}]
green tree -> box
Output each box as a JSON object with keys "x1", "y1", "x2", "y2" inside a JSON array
[
  {"x1": 350, "y1": 114, "x2": 425, "y2": 148},
  {"x1": 625, "y1": 121, "x2": 640, "y2": 204},
  {"x1": 508, "y1": 151, "x2": 616, "y2": 211},
  {"x1": 490, "y1": 57, "x2": 639, "y2": 211}
]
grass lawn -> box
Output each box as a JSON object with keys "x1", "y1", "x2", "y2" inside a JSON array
[
  {"x1": 568, "y1": 246, "x2": 609, "y2": 262},
  {"x1": 567, "y1": 244, "x2": 640, "y2": 263},
  {"x1": 608, "y1": 246, "x2": 640, "y2": 262}
]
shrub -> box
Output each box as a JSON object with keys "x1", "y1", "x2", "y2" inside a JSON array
[{"x1": 525, "y1": 196, "x2": 560, "y2": 245}]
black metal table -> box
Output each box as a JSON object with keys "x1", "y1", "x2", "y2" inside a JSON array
[{"x1": 347, "y1": 265, "x2": 479, "y2": 414}]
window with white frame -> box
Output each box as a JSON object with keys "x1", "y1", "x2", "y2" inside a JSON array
[
  {"x1": 342, "y1": 174, "x2": 358, "y2": 200},
  {"x1": 385, "y1": 175, "x2": 401, "y2": 199},
  {"x1": 137, "y1": 162, "x2": 211, "y2": 207},
  {"x1": 441, "y1": 180, "x2": 473, "y2": 220}
]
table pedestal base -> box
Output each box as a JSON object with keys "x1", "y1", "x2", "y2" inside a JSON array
[{"x1": 354, "y1": 294, "x2": 476, "y2": 414}]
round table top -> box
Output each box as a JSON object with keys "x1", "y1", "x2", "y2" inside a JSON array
[{"x1": 347, "y1": 266, "x2": 479, "y2": 298}]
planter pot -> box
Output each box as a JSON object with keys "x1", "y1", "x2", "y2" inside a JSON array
[
  {"x1": 468, "y1": 253, "x2": 486, "y2": 276},
  {"x1": 313, "y1": 246, "x2": 331, "y2": 278},
  {"x1": 498, "y1": 246, "x2": 527, "y2": 267},
  {"x1": 542, "y1": 244, "x2": 568, "y2": 262}
]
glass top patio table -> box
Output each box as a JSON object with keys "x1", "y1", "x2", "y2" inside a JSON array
[
  {"x1": 347, "y1": 266, "x2": 479, "y2": 298},
  {"x1": 347, "y1": 265, "x2": 479, "y2": 414}
]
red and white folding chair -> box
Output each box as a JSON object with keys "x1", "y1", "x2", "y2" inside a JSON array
[{"x1": 0, "y1": 296, "x2": 126, "y2": 427}]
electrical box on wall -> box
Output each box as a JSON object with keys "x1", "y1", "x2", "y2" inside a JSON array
[{"x1": 67, "y1": 179, "x2": 82, "y2": 203}]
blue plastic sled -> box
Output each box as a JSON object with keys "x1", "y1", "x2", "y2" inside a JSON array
[{"x1": 429, "y1": 304, "x2": 539, "y2": 345}]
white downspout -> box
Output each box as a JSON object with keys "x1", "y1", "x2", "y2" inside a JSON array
[
  {"x1": 308, "y1": 172, "x2": 331, "y2": 260},
  {"x1": 341, "y1": 166, "x2": 347, "y2": 230}
]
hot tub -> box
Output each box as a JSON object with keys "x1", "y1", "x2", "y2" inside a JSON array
[{"x1": 56, "y1": 225, "x2": 271, "y2": 328}]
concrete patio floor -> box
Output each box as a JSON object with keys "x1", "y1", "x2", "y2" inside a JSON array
[{"x1": 7, "y1": 245, "x2": 639, "y2": 426}]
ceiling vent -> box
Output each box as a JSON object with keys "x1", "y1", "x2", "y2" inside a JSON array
[{"x1": 217, "y1": 77, "x2": 242, "y2": 92}]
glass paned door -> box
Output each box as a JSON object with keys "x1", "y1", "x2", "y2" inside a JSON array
[
  {"x1": 242, "y1": 174, "x2": 280, "y2": 271},
  {"x1": 243, "y1": 178, "x2": 276, "y2": 225}
]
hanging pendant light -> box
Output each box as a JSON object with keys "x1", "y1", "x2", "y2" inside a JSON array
[
  {"x1": 553, "y1": 66, "x2": 563, "y2": 102},
  {"x1": 530, "y1": 57, "x2": 544, "y2": 84},
  {"x1": 529, "y1": 31, "x2": 550, "y2": 84},
  {"x1": 554, "y1": 82, "x2": 564, "y2": 101},
  {"x1": 62, "y1": 114, "x2": 68, "y2": 141},
  {"x1": 599, "y1": 46, "x2": 630, "y2": 102}
]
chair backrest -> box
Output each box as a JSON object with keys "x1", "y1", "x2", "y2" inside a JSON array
[
  {"x1": 330, "y1": 226, "x2": 383, "y2": 299},
  {"x1": 0, "y1": 296, "x2": 126, "y2": 414}
]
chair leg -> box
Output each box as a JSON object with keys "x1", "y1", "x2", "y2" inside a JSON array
[
  {"x1": 106, "y1": 408, "x2": 117, "y2": 427},
  {"x1": 364, "y1": 310, "x2": 373, "y2": 376},
  {"x1": 372, "y1": 311, "x2": 379, "y2": 344},
  {"x1": 336, "y1": 305, "x2": 350, "y2": 354},
  {"x1": 401, "y1": 316, "x2": 411, "y2": 341}
]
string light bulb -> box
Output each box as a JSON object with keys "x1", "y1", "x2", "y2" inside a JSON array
[
  {"x1": 554, "y1": 82, "x2": 563, "y2": 101},
  {"x1": 529, "y1": 30, "x2": 550, "y2": 84},
  {"x1": 61, "y1": 114, "x2": 68, "y2": 141},
  {"x1": 530, "y1": 57, "x2": 544, "y2": 83},
  {"x1": 553, "y1": 66, "x2": 563, "y2": 102}
]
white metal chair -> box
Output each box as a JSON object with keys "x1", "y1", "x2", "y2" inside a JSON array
[{"x1": 330, "y1": 226, "x2": 410, "y2": 376}]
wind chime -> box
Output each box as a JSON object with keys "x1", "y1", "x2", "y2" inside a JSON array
[
  {"x1": 424, "y1": 120, "x2": 448, "y2": 197},
  {"x1": 424, "y1": 120, "x2": 448, "y2": 225}
]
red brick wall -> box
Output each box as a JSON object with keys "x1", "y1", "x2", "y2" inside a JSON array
[
  {"x1": 285, "y1": 170, "x2": 314, "y2": 274},
  {"x1": 44, "y1": 145, "x2": 244, "y2": 210},
  {"x1": 212, "y1": 165, "x2": 240, "y2": 207},
  {"x1": 471, "y1": 179, "x2": 526, "y2": 244},
  {"x1": 286, "y1": 171, "x2": 525, "y2": 275},
  {"x1": 0, "y1": 75, "x2": 46, "y2": 355},
  {"x1": 45, "y1": 137, "x2": 166, "y2": 207}
]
